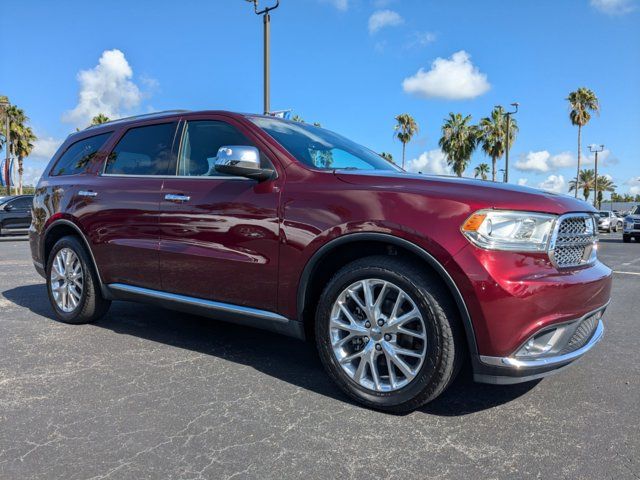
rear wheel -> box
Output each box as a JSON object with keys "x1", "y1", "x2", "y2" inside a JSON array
[
  {"x1": 46, "y1": 236, "x2": 111, "y2": 324},
  {"x1": 315, "y1": 255, "x2": 463, "y2": 412}
]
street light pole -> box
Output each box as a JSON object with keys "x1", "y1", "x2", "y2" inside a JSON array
[
  {"x1": 502, "y1": 102, "x2": 519, "y2": 183},
  {"x1": 589, "y1": 144, "x2": 604, "y2": 209},
  {"x1": 246, "y1": 0, "x2": 280, "y2": 115},
  {"x1": 0, "y1": 100, "x2": 10, "y2": 196}
]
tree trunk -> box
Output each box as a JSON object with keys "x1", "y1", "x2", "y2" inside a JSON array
[
  {"x1": 575, "y1": 125, "x2": 581, "y2": 198},
  {"x1": 18, "y1": 157, "x2": 23, "y2": 195},
  {"x1": 402, "y1": 143, "x2": 406, "y2": 170},
  {"x1": 491, "y1": 156, "x2": 496, "y2": 182}
]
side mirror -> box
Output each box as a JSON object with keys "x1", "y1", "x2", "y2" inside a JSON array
[
  {"x1": 3, "y1": 204, "x2": 15, "y2": 212},
  {"x1": 214, "y1": 146, "x2": 273, "y2": 181}
]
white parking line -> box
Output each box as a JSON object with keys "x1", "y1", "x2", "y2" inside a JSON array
[{"x1": 614, "y1": 271, "x2": 640, "y2": 276}]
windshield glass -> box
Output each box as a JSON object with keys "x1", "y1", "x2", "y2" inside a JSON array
[
  {"x1": 632, "y1": 206, "x2": 640, "y2": 215},
  {"x1": 249, "y1": 116, "x2": 401, "y2": 172},
  {"x1": 598, "y1": 212, "x2": 609, "y2": 217}
]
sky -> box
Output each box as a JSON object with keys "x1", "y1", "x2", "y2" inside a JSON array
[{"x1": 1, "y1": 0, "x2": 639, "y2": 198}]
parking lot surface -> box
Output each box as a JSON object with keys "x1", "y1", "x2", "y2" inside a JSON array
[{"x1": 1, "y1": 233, "x2": 638, "y2": 480}]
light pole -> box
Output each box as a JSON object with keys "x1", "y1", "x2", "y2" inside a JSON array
[
  {"x1": 498, "y1": 168, "x2": 507, "y2": 183},
  {"x1": 502, "y1": 102, "x2": 519, "y2": 183},
  {"x1": 0, "y1": 99, "x2": 10, "y2": 196},
  {"x1": 589, "y1": 144, "x2": 604, "y2": 209},
  {"x1": 246, "y1": 0, "x2": 280, "y2": 115}
]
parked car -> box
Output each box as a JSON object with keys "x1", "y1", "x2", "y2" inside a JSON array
[
  {"x1": 0, "y1": 195, "x2": 34, "y2": 236},
  {"x1": 623, "y1": 205, "x2": 640, "y2": 243},
  {"x1": 597, "y1": 211, "x2": 620, "y2": 232},
  {"x1": 29, "y1": 111, "x2": 612, "y2": 412}
]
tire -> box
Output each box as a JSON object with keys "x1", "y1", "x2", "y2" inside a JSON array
[
  {"x1": 46, "y1": 235, "x2": 111, "y2": 324},
  {"x1": 613, "y1": 224, "x2": 618, "y2": 233},
  {"x1": 623, "y1": 234, "x2": 631, "y2": 243},
  {"x1": 315, "y1": 255, "x2": 464, "y2": 413}
]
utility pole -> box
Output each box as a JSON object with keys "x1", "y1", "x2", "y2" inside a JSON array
[
  {"x1": 0, "y1": 99, "x2": 10, "y2": 196},
  {"x1": 589, "y1": 144, "x2": 604, "y2": 209},
  {"x1": 246, "y1": 0, "x2": 280, "y2": 115},
  {"x1": 502, "y1": 102, "x2": 519, "y2": 183}
]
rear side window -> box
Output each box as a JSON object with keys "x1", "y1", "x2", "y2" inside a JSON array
[
  {"x1": 104, "y1": 123, "x2": 177, "y2": 175},
  {"x1": 8, "y1": 197, "x2": 32, "y2": 209},
  {"x1": 50, "y1": 133, "x2": 112, "y2": 176}
]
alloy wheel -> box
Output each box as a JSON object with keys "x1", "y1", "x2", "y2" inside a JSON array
[{"x1": 50, "y1": 248, "x2": 84, "y2": 313}]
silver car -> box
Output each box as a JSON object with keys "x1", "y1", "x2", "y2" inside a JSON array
[
  {"x1": 623, "y1": 205, "x2": 640, "y2": 243},
  {"x1": 597, "y1": 211, "x2": 620, "y2": 233}
]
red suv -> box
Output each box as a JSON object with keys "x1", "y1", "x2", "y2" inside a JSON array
[{"x1": 30, "y1": 110, "x2": 612, "y2": 412}]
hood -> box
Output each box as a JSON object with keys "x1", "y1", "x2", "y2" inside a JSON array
[{"x1": 334, "y1": 170, "x2": 596, "y2": 215}]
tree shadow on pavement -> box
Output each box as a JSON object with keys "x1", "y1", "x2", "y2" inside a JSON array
[{"x1": 3, "y1": 283, "x2": 538, "y2": 416}]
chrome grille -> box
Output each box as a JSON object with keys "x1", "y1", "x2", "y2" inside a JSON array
[
  {"x1": 549, "y1": 214, "x2": 597, "y2": 268},
  {"x1": 559, "y1": 314, "x2": 598, "y2": 355}
]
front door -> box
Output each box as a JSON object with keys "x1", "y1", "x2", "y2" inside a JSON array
[{"x1": 158, "y1": 117, "x2": 281, "y2": 312}]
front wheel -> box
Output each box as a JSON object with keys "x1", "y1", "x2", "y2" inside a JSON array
[
  {"x1": 46, "y1": 235, "x2": 111, "y2": 324},
  {"x1": 315, "y1": 255, "x2": 463, "y2": 412}
]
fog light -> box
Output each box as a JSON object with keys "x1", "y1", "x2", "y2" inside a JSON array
[{"x1": 515, "y1": 328, "x2": 558, "y2": 358}]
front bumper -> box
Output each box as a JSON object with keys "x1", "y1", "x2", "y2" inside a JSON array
[{"x1": 474, "y1": 303, "x2": 606, "y2": 384}]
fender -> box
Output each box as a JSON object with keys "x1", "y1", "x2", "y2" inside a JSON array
[
  {"x1": 42, "y1": 218, "x2": 111, "y2": 298},
  {"x1": 296, "y1": 232, "x2": 479, "y2": 357}
]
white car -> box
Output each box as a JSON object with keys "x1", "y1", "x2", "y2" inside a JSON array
[
  {"x1": 597, "y1": 211, "x2": 620, "y2": 233},
  {"x1": 623, "y1": 205, "x2": 640, "y2": 243}
]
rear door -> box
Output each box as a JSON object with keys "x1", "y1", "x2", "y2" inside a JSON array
[
  {"x1": 77, "y1": 121, "x2": 180, "y2": 290},
  {"x1": 158, "y1": 116, "x2": 282, "y2": 311}
]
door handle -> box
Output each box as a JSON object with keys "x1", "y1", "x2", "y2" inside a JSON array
[
  {"x1": 164, "y1": 193, "x2": 190, "y2": 203},
  {"x1": 78, "y1": 190, "x2": 98, "y2": 197}
]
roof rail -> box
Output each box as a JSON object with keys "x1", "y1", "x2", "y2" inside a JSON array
[{"x1": 84, "y1": 110, "x2": 189, "y2": 130}]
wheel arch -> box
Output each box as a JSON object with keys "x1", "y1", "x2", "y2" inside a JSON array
[{"x1": 296, "y1": 233, "x2": 479, "y2": 356}]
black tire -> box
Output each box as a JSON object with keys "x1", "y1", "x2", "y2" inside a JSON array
[
  {"x1": 623, "y1": 234, "x2": 631, "y2": 243},
  {"x1": 315, "y1": 255, "x2": 464, "y2": 413},
  {"x1": 46, "y1": 235, "x2": 111, "y2": 324}
]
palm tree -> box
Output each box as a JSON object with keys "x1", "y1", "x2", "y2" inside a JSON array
[
  {"x1": 438, "y1": 113, "x2": 479, "y2": 177},
  {"x1": 394, "y1": 113, "x2": 418, "y2": 170},
  {"x1": 3, "y1": 105, "x2": 37, "y2": 195},
  {"x1": 90, "y1": 113, "x2": 111, "y2": 126},
  {"x1": 291, "y1": 115, "x2": 305, "y2": 123},
  {"x1": 568, "y1": 169, "x2": 595, "y2": 201},
  {"x1": 380, "y1": 152, "x2": 394, "y2": 164},
  {"x1": 473, "y1": 163, "x2": 490, "y2": 180},
  {"x1": 594, "y1": 175, "x2": 616, "y2": 209},
  {"x1": 478, "y1": 106, "x2": 518, "y2": 182},
  {"x1": 567, "y1": 88, "x2": 599, "y2": 198}
]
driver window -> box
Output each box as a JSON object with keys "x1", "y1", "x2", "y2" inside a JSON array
[{"x1": 178, "y1": 121, "x2": 262, "y2": 177}]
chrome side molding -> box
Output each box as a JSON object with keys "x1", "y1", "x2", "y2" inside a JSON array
[{"x1": 106, "y1": 283, "x2": 305, "y2": 339}]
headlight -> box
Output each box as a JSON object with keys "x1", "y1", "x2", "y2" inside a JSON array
[{"x1": 461, "y1": 210, "x2": 556, "y2": 252}]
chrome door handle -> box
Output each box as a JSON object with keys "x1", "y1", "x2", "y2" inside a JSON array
[
  {"x1": 78, "y1": 190, "x2": 98, "y2": 197},
  {"x1": 164, "y1": 193, "x2": 190, "y2": 203}
]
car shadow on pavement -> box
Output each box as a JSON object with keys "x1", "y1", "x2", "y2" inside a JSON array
[{"x1": 3, "y1": 283, "x2": 538, "y2": 416}]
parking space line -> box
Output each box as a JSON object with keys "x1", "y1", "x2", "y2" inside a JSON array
[{"x1": 614, "y1": 271, "x2": 640, "y2": 276}]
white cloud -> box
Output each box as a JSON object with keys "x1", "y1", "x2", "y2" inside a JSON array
[
  {"x1": 626, "y1": 177, "x2": 640, "y2": 195},
  {"x1": 591, "y1": 0, "x2": 636, "y2": 14},
  {"x1": 405, "y1": 31, "x2": 437, "y2": 49},
  {"x1": 402, "y1": 50, "x2": 490, "y2": 100},
  {"x1": 320, "y1": 0, "x2": 349, "y2": 10},
  {"x1": 406, "y1": 149, "x2": 452, "y2": 175},
  {"x1": 63, "y1": 49, "x2": 151, "y2": 128},
  {"x1": 538, "y1": 175, "x2": 566, "y2": 193},
  {"x1": 515, "y1": 150, "x2": 577, "y2": 172},
  {"x1": 21, "y1": 164, "x2": 46, "y2": 187},
  {"x1": 368, "y1": 9, "x2": 404, "y2": 34},
  {"x1": 32, "y1": 136, "x2": 63, "y2": 159},
  {"x1": 518, "y1": 178, "x2": 528, "y2": 186}
]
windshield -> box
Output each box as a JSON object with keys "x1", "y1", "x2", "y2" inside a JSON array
[
  {"x1": 249, "y1": 116, "x2": 401, "y2": 172},
  {"x1": 632, "y1": 206, "x2": 640, "y2": 215},
  {"x1": 598, "y1": 212, "x2": 609, "y2": 217}
]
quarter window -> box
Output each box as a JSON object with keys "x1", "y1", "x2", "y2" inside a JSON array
[
  {"x1": 104, "y1": 123, "x2": 177, "y2": 175},
  {"x1": 177, "y1": 121, "x2": 262, "y2": 177},
  {"x1": 50, "y1": 133, "x2": 112, "y2": 176}
]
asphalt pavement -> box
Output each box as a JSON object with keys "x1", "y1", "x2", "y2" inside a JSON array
[{"x1": 0, "y1": 233, "x2": 638, "y2": 479}]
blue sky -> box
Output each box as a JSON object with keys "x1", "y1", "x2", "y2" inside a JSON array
[{"x1": 1, "y1": 0, "x2": 639, "y2": 196}]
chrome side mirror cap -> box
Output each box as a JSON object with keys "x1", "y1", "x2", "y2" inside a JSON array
[{"x1": 214, "y1": 146, "x2": 273, "y2": 181}]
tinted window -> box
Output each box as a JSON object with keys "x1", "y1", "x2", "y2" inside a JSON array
[
  {"x1": 11, "y1": 197, "x2": 33, "y2": 209},
  {"x1": 104, "y1": 123, "x2": 177, "y2": 175},
  {"x1": 177, "y1": 121, "x2": 262, "y2": 177},
  {"x1": 249, "y1": 116, "x2": 400, "y2": 172},
  {"x1": 51, "y1": 133, "x2": 112, "y2": 176}
]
